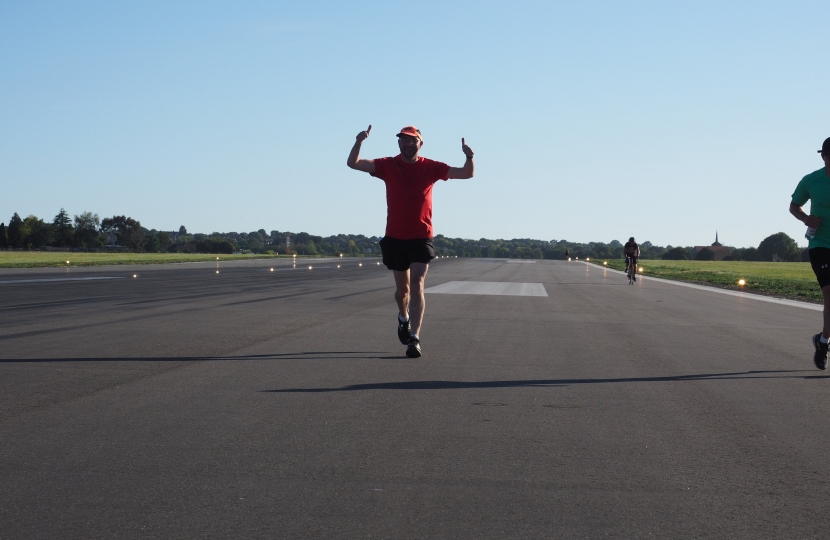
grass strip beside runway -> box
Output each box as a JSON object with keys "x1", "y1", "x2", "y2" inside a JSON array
[{"x1": 596, "y1": 259, "x2": 821, "y2": 302}]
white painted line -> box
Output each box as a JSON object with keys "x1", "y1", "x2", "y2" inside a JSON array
[
  {"x1": 426, "y1": 281, "x2": 548, "y2": 297},
  {"x1": 0, "y1": 276, "x2": 125, "y2": 285},
  {"x1": 506, "y1": 260, "x2": 537, "y2": 264},
  {"x1": 587, "y1": 263, "x2": 822, "y2": 312}
]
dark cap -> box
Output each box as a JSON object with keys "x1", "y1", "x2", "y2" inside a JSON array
[{"x1": 820, "y1": 137, "x2": 830, "y2": 155}]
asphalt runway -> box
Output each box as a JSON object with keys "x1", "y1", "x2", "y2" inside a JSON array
[{"x1": 1, "y1": 257, "x2": 829, "y2": 538}]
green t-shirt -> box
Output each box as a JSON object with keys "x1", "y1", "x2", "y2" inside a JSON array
[{"x1": 792, "y1": 167, "x2": 830, "y2": 249}]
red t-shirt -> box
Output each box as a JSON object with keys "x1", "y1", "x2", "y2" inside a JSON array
[{"x1": 371, "y1": 155, "x2": 450, "y2": 239}]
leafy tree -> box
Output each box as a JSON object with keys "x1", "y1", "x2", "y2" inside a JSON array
[
  {"x1": 0, "y1": 223, "x2": 7, "y2": 248},
  {"x1": 195, "y1": 238, "x2": 234, "y2": 254},
  {"x1": 7, "y1": 213, "x2": 24, "y2": 248},
  {"x1": 20, "y1": 215, "x2": 54, "y2": 248},
  {"x1": 74, "y1": 212, "x2": 102, "y2": 249},
  {"x1": 102, "y1": 215, "x2": 146, "y2": 251},
  {"x1": 695, "y1": 247, "x2": 716, "y2": 261},
  {"x1": 178, "y1": 225, "x2": 187, "y2": 236},
  {"x1": 52, "y1": 208, "x2": 75, "y2": 247},
  {"x1": 144, "y1": 233, "x2": 163, "y2": 253},
  {"x1": 127, "y1": 227, "x2": 147, "y2": 251},
  {"x1": 157, "y1": 231, "x2": 172, "y2": 245},
  {"x1": 758, "y1": 232, "x2": 800, "y2": 262},
  {"x1": 662, "y1": 246, "x2": 690, "y2": 260},
  {"x1": 735, "y1": 247, "x2": 760, "y2": 261}
]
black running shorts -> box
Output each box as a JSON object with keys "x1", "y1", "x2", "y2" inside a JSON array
[
  {"x1": 379, "y1": 237, "x2": 435, "y2": 272},
  {"x1": 809, "y1": 247, "x2": 830, "y2": 288}
]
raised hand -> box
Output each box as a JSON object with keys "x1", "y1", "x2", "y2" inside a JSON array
[
  {"x1": 461, "y1": 137, "x2": 474, "y2": 158},
  {"x1": 356, "y1": 125, "x2": 372, "y2": 142}
]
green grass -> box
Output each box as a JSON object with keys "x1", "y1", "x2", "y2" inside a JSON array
[
  {"x1": 589, "y1": 259, "x2": 821, "y2": 302},
  {"x1": 0, "y1": 251, "x2": 304, "y2": 268}
]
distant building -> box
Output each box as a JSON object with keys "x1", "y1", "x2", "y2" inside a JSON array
[{"x1": 691, "y1": 232, "x2": 731, "y2": 260}]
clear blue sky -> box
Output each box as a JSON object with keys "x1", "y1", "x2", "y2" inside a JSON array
[{"x1": 1, "y1": 1, "x2": 828, "y2": 248}]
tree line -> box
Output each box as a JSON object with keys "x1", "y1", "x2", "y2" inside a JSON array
[
  {"x1": 0, "y1": 209, "x2": 381, "y2": 256},
  {"x1": 432, "y1": 232, "x2": 806, "y2": 262},
  {"x1": 0, "y1": 209, "x2": 806, "y2": 261}
]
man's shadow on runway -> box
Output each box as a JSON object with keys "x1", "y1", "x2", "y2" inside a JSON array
[
  {"x1": 0, "y1": 351, "x2": 402, "y2": 362},
  {"x1": 263, "y1": 369, "x2": 828, "y2": 393}
]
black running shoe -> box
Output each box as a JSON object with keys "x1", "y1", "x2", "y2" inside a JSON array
[
  {"x1": 813, "y1": 333, "x2": 828, "y2": 370},
  {"x1": 406, "y1": 336, "x2": 422, "y2": 358},
  {"x1": 397, "y1": 316, "x2": 411, "y2": 345}
]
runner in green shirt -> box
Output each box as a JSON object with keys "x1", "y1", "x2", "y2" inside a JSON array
[{"x1": 790, "y1": 137, "x2": 830, "y2": 369}]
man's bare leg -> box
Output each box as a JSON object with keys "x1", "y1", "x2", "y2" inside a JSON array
[
  {"x1": 392, "y1": 269, "x2": 410, "y2": 319},
  {"x1": 408, "y1": 263, "x2": 429, "y2": 337}
]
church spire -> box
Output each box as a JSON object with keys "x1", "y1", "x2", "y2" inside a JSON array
[{"x1": 712, "y1": 231, "x2": 722, "y2": 247}]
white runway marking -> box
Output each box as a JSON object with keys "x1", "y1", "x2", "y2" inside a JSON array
[
  {"x1": 426, "y1": 281, "x2": 548, "y2": 297},
  {"x1": 0, "y1": 276, "x2": 125, "y2": 285},
  {"x1": 505, "y1": 260, "x2": 537, "y2": 263}
]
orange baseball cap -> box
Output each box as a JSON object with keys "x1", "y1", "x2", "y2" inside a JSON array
[{"x1": 396, "y1": 126, "x2": 422, "y2": 140}]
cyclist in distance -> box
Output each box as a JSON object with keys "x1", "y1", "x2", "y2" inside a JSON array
[{"x1": 624, "y1": 237, "x2": 640, "y2": 281}]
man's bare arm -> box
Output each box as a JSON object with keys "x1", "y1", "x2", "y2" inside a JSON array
[
  {"x1": 447, "y1": 138, "x2": 475, "y2": 179},
  {"x1": 791, "y1": 202, "x2": 821, "y2": 228},
  {"x1": 347, "y1": 125, "x2": 376, "y2": 174}
]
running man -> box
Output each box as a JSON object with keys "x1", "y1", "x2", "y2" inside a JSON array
[
  {"x1": 347, "y1": 125, "x2": 474, "y2": 358},
  {"x1": 790, "y1": 137, "x2": 830, "y2": 369},
  {"x1": 623, "y1": 237, "x2": 640, "y2": 281}
]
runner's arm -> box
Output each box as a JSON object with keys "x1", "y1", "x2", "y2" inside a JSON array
[
  {"x1": 790, "y1": 202, "x2": 821, "y2": 228},
  {"x1": 347, "y1": 125, "x2": 376, "y2": 174},
  {"x1": 447, "y1": 138, "x2": 475, "y2": 179}
]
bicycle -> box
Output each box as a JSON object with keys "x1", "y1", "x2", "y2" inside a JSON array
[{"x1": 626, "y1": 257, "x2": 638, "y2": 285}]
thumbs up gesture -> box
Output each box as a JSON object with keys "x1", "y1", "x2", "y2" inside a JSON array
[
  {"x1": 356, "y1": 125, "x2": 372, "y2": 142},
  {"x1": 462, "y1": 138, "x2": 474, "y2": 158}
]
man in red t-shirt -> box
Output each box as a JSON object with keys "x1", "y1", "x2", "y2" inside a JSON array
[{"x1": 347, "y1": 125, "x2": 474, "y2": 358}]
